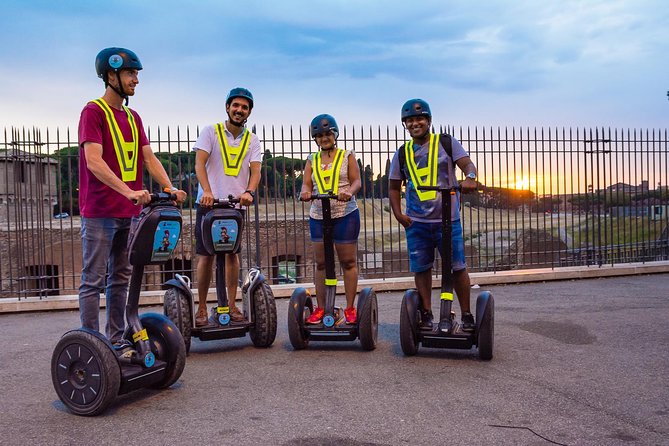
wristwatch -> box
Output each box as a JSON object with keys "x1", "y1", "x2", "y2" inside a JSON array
[
  {"x1": 466, "y1": 172, "x2": 477, "y2": 180},
  {"x1": 245, "y1": 189, "x2": 256, "y2": 198}
]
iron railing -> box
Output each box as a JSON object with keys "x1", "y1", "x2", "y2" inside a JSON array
[{"x1": 1, "y1": 125, "x2": 668, "y2": 299}]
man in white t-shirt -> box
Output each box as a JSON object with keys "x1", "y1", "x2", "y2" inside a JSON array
[{"x1": 193, "y1": 87, "x2": 262, "y2": 326}]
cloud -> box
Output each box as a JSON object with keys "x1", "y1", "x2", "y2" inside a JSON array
[{"x1": 0, "y1": 0, "x2": 668, "y2": 129}]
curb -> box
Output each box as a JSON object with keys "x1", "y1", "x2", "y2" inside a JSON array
[{"x1": 2, "y1": 261, "x2": 668, "y2": 314}]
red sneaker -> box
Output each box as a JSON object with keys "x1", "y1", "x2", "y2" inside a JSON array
[
  {"x1": 306, "y1": 307, "x2": 325, "y2": 324},
  {"x1": 344, "y1": 307, "x2": 357, "y2": 324}
]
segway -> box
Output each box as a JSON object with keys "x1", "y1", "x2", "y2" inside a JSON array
[
  {"x1": 288, "y1": 193, "x2": 378, "y2": 350},
  {"x1": 399, "y1": 185, "x2": 494, "y2": 360},
  {"x1": 51, "y1": 191, "x2": 187, "y2": 416},
  {"x1": 163, "y1": 195, "x2": 276, "y2": 353}
]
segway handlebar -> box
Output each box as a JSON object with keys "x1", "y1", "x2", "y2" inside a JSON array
[
  {"x1": 132, "y1": 191, "x2": 177, "y2": 206},
  {"x1": 148, "y1": 191, "x2": 178, "y2": 202},
  {"x1": 418, "y1": 185, "x2": 461, "y2": 192},
  {"x1": 301, "y1": 193, "x2": 340, "y2": 201},
  {"x1": 212, "y1": 195, "x2": 241, "y2": 207},
  {"x1": 418, "y1": 183, "x2": 485, "y2": 193}
]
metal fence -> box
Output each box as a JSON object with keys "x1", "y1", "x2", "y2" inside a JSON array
[{"x1": 1, "y1": 125, "x2": 668, "y2": 299}]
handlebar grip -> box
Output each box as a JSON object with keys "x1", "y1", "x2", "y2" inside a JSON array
[{"x1": 212, "y1": 194, "x2": 241, "y2": 205}]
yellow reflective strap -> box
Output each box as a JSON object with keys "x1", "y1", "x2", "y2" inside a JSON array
[
  {"x1": 132, "y1": 329, "x2": 149, "y2": 342},
  {"x1": 215, "y1": 123, "x2": 251, "y2": 177},
  {"x1": 91, "y1": 98, "x2": 139, "y2": 182},
  {"x1": 440, "y1": 292, "x2": 454, "y2": 301},
  {"x1": 217, "y1": 306, "x2": 230, "y2": 314},
  {"x1": 313, "y1": 149, "x2": 344, "y2": 194},
  {"x1": 325, "y1": 278, "x2": 338, "y2": 286},
  {"x1": 404, "y1": 134, "x2": 440, "y2": 201},
  {"x1": 429, "y1": 133, "x2": 439, "y2": 187}
]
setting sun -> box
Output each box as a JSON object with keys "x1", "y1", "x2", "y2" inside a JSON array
[{"x1": 514, "y1": 177, "x2": 531, "y2": 190}]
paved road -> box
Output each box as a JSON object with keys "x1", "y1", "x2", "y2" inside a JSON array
[{"x1": 0, "y1": 274, "x2": 668, "y2": 446}]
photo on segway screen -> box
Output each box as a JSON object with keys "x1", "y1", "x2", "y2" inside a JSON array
[
  {"x1": 151, "y1": 220, "x2": 181, "y2": 261},
  {"x1": 211, "y1": 219, "x2": 238, "y2": 252}
]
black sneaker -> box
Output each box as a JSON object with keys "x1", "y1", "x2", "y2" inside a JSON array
[
  {"x1": 461, "y1": 312, "x2": 475, "y2": 332},
  {"x1": 420, "y1": 310, "x2": 434, "y2": 330}
]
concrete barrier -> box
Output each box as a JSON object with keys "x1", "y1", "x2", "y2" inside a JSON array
[{"x1": 2, "y1": 261, "x2": 668, "y2": 313}]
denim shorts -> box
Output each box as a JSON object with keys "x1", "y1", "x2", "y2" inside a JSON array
[
  {"x1": 195, "y1": 204, "x2": 245, "y2": 255},
  {"x1": 309, "y1": 209, "x2": 360, "y2": 244},
  {"x1": 405, "y1": 219, "x2": 466, "y2": 273}
]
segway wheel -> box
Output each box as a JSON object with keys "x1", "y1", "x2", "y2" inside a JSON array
[
  {"x1": 249, "y1": 281, "x2": 278, "y2": 348},
  {"x1": 399, "y1": 290, "x2": 420, "y2": 356},
  {"x1": 287, "y1": 288, "x2": 313, "y2": 350},
  {"x1": 357, "y1": 287, "x2": 378, "y2": 351},
  {"x1": 163, "y1": 287, "x2": 192, "y2": 354},
  {"x1": 51, "y1": 331, "x2": 120, "y2": 416},
  {"x1": 138, "y1": 313, "x2": 187, "y2": 388},
  {"x1": 476, "y1": 291, "x2": 495, "y2": 361}
]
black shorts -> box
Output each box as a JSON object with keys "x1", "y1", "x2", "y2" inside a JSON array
[{"x1": 195, "y1": 204, "x2": 246, "y2": 255}]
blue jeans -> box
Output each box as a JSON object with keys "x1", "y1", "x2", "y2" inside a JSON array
[
  {"x1": 79, "y1": 217, "x2": 132, "y2": 342},
  {"x1": 309, "y1": 209, "x2": 360, "y2": 244},
  {"x1": 405, "y1": 220, "x2": 466, "y2": 273}
]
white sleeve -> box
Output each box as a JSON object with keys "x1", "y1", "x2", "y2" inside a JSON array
[{"x1": 249, "y1": 133, "x2": 263, "y2": 163}]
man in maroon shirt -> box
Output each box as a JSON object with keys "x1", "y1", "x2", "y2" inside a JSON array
[{"x1": 78, "y1": 47, "x2": 186, "y2": 351}]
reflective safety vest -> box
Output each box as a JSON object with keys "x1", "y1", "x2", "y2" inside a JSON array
[
  {"x1": 313, "y1": 148, "x2": 345, "y2": 194},
  {"x1": 403, "y1": 133, "x2": 441, "y2": 201},
  {"x1": 215, "y1": 123, "x2": 251, "y2": 177},
  {"x1": 91, "y1": 98, "x2": 139, "y2": 182}
]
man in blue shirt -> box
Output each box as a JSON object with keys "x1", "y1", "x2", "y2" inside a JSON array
[{"x1": 388, "y1": 98, "x2": 479, "y2": 330}]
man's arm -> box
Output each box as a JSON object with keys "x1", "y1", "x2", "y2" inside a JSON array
[
  {"x1": 389, "y1": 179, "x2": 411, "y2": 228},
  {"x1": 142, "y1": 145, "x2": 187, "y2": 203},
  {"x1": 240, "y1": 161, "x2": 261, "y2": 206},
  {"x1": 83, "y1": 142, "x2": 150, "y2": 205},
  {"x1": 455, "y1": 156, "x2": 478, "y2": 193},
  {"x1": 194, "y1": 149, "x2": 213, "y2": 206}
]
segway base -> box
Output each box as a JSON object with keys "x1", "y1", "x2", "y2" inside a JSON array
[
  {"x1": 192, "y1": 323, "x2": 251, "y2": 341},
  {"x1": 118, "y1": 360, "x2": 168, "y2": 394},
  {"x1": 419, "y1": 331, "x2": 475, "y2": 350},
  {"x1": 306, "y1": 326, "x2": 358, "y2": 342}
]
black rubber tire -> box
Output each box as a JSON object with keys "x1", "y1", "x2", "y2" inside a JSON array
[
  {"x1": 140, "y1": 315, "x2": 187, "y2": 389},
  {"x1": 51, "y1": 331, "x2": 120, "y2": 416},
  {"x1": 476, "y1": 292, "x2": 495, "y2": 361},
  {"x1": 249, "y1": 281, "x2": 278, "y2": 348},
  {"x1": 287, "y1": 289, "x2": 312, "y2": 350},
  {"x1": 163, "y1": 288, "x2": 192, "y2": 354},
  {"x1": 399, "y1": 292, "x2": 419, "y2": 356},
  {"x1": 357, "y1": 288, "x2": 378, "y2": 351}
]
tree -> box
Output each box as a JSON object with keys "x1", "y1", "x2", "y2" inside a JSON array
[
  {"x1": 262, "y1": 152, "x2": 306, "y2": 198},
  {"x1": 53, "y1": 145, "x2": 80, "y2": 215}
]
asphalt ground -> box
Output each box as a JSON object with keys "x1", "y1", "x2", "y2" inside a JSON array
[{"x1": 0, "y1": 274, "x2": 667, "y2": 446}]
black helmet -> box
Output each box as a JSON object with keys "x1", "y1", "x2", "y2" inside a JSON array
[
  {"x1": 310, "y1": 114, "x2": 339, "y2": 139},
  {"x1": 226, "y1": 87, "x2": 254, "y2": 109},
  {"x1": 401, "y1": 98, "x2": 431, "y2": 121},
  {"x1": 95, "y1": 47, "x2": 142, "y2": 82}
]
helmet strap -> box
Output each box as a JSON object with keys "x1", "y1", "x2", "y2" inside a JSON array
[{"x1": 106, "y1": 71, "x2": 129, "y2": 105}]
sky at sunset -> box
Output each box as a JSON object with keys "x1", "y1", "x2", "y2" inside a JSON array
[{"x1": 1, "y1": 0, "x2": 668, "y2": 133}]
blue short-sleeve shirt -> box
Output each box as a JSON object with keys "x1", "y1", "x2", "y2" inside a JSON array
[{"x1": 388, "y1": 134, "x2": 469, "y2": 223}]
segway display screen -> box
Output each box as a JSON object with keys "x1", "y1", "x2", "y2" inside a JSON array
[
  {"x1": 151, "y1": 220, "x2": 182, "y2": 262},
  {"x1": 202, "y1": 208, "x2": 244, "y2": 255},
  {"x1": 211, "y1": 219, "x2": 239, "y2": 252}
]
